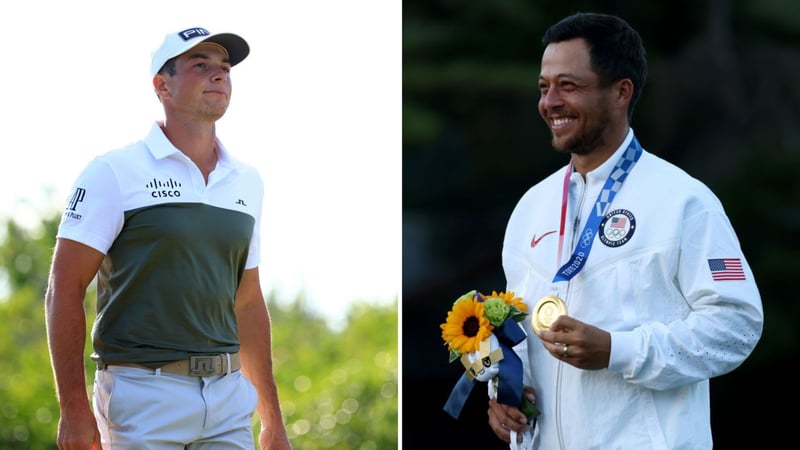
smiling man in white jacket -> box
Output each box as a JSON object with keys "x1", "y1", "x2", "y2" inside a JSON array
[{"x1": 486, "y1": 12, "x2": 764, "y2": 450}]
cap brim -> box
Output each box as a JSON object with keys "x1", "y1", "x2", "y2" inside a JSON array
[{"x1": 203, "y1": 33, "x2": 249, "y2": 67}]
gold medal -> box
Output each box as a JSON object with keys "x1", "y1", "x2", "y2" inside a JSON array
[{"x1": 531, "y1": 295, "x2": 568, "y2": 333}]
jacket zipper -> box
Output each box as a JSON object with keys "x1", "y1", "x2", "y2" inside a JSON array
[{"x1": 555, "y1": 174, "x2": 586, "y2": 450}]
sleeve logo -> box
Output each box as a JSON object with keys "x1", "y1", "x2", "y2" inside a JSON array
[{"x1": 63, "y1": 187, "x2": 86, "y2": 220}]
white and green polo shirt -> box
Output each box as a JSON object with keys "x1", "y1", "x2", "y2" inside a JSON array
[{"x1": 57, "y1": 122, "x2": 263, "y2": 367}]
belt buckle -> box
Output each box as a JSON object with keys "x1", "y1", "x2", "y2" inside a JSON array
[{"x1": 189, "y1": 355, "x2": 218, "y2": 376}]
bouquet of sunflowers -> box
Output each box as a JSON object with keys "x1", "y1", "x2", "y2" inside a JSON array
[{"x1": 440, "y1": 290, "x2": 539, "y2": 447}]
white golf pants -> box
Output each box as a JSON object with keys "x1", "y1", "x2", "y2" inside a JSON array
[{"x1": 93, "y1": 365, "x2": 258, "y2": 449}]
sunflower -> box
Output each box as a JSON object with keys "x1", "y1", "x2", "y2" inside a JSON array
[
  {"x1": 487, "y1": 290, "x2": 527, "y2": 312},
  {"x1": 440, "y1": 296, "x2": 494, "y2": 355}
]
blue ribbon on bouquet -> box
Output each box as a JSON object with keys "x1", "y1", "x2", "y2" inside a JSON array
[{"x1": 443, "y1": 317, "x2": 526, "y2": 420}]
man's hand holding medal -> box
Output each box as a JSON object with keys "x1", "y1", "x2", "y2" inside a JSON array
[{"x1": 532, "y1": 295, "x2": 611, "y2": 370}]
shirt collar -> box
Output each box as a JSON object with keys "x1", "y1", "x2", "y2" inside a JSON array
[
  {"x1": 143, "y1": 121, "x2": 233, "y2": 169},
  {"x1": 584, "y1": 128, "x2": 635, "y2": 184}
]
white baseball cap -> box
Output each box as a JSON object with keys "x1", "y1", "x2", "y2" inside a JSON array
[{"x1": 150, "y1": 27, "x2": 250, "y2": 78}]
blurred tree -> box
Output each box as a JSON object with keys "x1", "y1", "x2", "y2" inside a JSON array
[
  {"x1": 0, "y1": 212, "x2": 58, "y2": 294},
  {"x1": 0, "y1": 285, "x2": 60, "y2": 449},
  {"x1": 0, "y1": 214, "x2": 62, "y2": 449},
  {"x1": 269, "y1": 299, "x2": 398, "y2": 449}
]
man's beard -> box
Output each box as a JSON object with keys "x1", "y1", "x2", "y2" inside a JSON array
[{"x1": 550, "y1": 113, "x2": 612, "y2": 155}]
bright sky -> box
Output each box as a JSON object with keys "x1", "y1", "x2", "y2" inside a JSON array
[{"x1": 1, "y1": 1, "x2": 401, "y2": 330}]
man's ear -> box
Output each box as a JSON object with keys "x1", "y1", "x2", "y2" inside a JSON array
[
  {"x1": 153, "y1": 74, "x2": 169, "y2": 99},
  {"x1": 614, "y1": 78, "x2": 634, "y2": 107}
]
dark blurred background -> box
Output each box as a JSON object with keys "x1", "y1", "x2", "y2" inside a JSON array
[{"x1": 402, "y1": 0, "x2": 799, "y2": 448}]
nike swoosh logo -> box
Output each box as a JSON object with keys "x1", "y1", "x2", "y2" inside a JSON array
[{"x1": 530, "y1": 230, "x2": 557, "y2": 248}]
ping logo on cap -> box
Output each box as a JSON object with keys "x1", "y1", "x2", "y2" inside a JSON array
[{"x1": 178, "y1": 28, "x2": 211, "y2": 41}]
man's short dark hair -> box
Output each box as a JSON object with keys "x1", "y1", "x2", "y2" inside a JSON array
[
  {"x1": 542, "y1": 12, "x2": 648, "y2": 121},
  {"x1": 159, "y1": 58, "x2": 178, "y2": 77}
]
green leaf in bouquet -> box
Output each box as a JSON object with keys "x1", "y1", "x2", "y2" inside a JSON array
[
  {"x1": 509, "y1": 305, "x2": 528, "y2": 322},
  {"x1": 448, "y1": 349, "x2": 461, "y2": 363},
  {"x1": 453, "y1": 290, "x2": 478, "y2": 306},
  {"x1": 521, "y1": 395, "x2": 540, "y2": 420}
]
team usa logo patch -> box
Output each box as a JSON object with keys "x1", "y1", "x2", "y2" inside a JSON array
[{"x1": 599, "y1": 209, "x2": 635, "y2": 248}]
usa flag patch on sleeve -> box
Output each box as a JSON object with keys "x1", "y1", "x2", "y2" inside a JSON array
[{"x1": 708, "y1": 258, "x2": 746, "y2": 281}]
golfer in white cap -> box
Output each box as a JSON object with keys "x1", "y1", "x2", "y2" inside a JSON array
[{"x1": 45, "y1": 26, "x2": 292, "y2": 449}]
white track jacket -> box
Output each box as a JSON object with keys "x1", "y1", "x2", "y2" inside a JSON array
[{"x1": 503, "y1": 129, "x2": 763, "y2": 450}]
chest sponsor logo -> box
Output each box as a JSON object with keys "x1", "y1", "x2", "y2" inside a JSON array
[
  {"x1": 146, "y1": 177, "x2": 183, "y2": 198},
  {"x1": 598, "y1": 209, "x2": 635, "y2": 248}
]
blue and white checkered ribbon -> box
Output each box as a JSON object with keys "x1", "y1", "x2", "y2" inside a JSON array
[{"x1": 554, "y1": 137, "x2": 642, "y2": 283}]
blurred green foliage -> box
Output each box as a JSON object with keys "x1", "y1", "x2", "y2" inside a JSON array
[{"x1": 0, "y1": 212, "x2": 398, "y2": 449}]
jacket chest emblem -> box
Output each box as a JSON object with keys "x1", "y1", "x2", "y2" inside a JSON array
[{"x1": 599, "y1": 209, "x2": 636, "y2": 248}]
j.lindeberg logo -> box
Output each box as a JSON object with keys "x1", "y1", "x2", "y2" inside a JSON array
[
  {"x1": 146, "y1": 178, "x2": 183, "y2": 198},
  {"x1": 63, "y1": 187, "x2": 86, "y2": 220}
]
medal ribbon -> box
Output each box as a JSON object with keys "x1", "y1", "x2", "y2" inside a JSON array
[{"x1": 553, "y1": 136, "x2": 642, "y2": 283}]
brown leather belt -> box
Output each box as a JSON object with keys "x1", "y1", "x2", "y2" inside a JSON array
[{"x1": 101, "y1": 353, "x2": 240, "y2": 377}]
